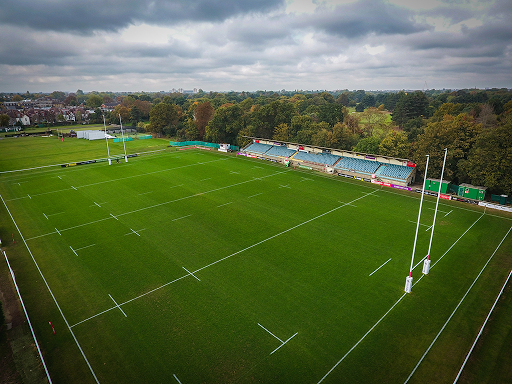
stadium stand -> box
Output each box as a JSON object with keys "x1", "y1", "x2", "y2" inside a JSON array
[
  {"x1": 244, "y1": 142, "x2": 273, "y2": 154},
  {"x1": 376, "y1": 163, "x2": 414, "y2": 180},
  {"x1": 265, "y1": 146, "x2": 297, "y2": 158},
  {"x1": 292, "y1": 151, "x2": 341, "y2": 166},
  {"x1": 334, "y1": 157, "x2": 381, "y2": 174}
]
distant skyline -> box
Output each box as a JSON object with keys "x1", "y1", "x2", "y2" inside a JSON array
[{"x1": 1, "y1": 0, "x2": 511, "y2": 93}]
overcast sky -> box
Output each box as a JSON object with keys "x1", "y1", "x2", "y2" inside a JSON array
[{"x1": 1, "y1": 0, "x2": 511, "y2": 93}]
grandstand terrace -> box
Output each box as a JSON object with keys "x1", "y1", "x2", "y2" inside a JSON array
[{"x1": 241, "y1": 138, "x2": 416, "y2": 187}]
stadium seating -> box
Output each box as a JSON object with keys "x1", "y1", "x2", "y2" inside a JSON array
[
  {"x1": 244, "y1": 143, "x2": 273, "y2": 154},
  {"x1": 334, "y1": 157, "x2": 381, "y2": 174},
  {"x1": 266, "y1": 146, "x2": 297, "y2": 158},
  {"x1": 376, "y1": 164, "x2": 413, "y2": 180},
  {"x1": 292, "y1": 151, "x2": 341, "y2": 166}
]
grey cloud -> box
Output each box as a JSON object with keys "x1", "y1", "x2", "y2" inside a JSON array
[
  {"x1": 299, "y1": 0, "x2": 431, "y2": 39},
  {"x1": 0, "y1": 0, "x2": 285, "y2": 33}
]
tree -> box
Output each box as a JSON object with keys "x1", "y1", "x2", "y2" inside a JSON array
[
  {"x1": 0, "y1": 114, "x2": 9, "y2": 127},
  {"x1": 318, "y1": 103, "x2": 344, "y2": 127},
  {"x1": 86, "y1": 94, "x2": 103, "y2": 108},
  {"x1": 361, "y1": 94, "x2": 375, "y2": 108},
  {"x1": 414, "y1": 114, "x2": 482, "y2": 183},
  {"x1": 49, "y1": 91, "x2": 66, "y2": 101},
  {"x1": 355, "y1": 103, "x2": 365, "y2": 112},
  {"x1": 460, "y1": 117, "x2": 512, "y2": 194},
  {"x1": 353, "y1": 136, "x2": 381, "y2": 154},
  {"x1": 272, "y1": 123, "x2": 292, "y2": 142},
  {"x1": 130, "y1": 105, "x2": 141, "y2": 124},
  {"x1": 392, "y1": 91, "x2": 429, "y2": 127},
  {"x1": 360, "y1": 107, "x2": 387, "y2": 137},
  {"x1": 205, "y1": 104, "x2": 243, "y2": 144},
  {"x1": 378, "y1": 131, "x2": 410, "y2": 158},
  {"x1": 12, "y1": 95, "x2": 23, "y2": 102},
  {"x1": 194, "y1": 101, "x2": 214, "y2": 140},
  {"x1": 336, "y1": 93, "x2": 349, "y2": 106},
  {"x1": 149, "y1": 103, "x2": 182, "y2": 136}
]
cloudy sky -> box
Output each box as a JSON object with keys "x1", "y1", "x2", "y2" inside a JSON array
[{"x1": 1, "y1": 0, "x2": 511, "y2": 93}]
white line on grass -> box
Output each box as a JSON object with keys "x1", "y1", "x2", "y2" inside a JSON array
[
  {"x1": 173, "y1": 373, "x2": 183, "y2": 384},
  {"x1": 137, "y1": 191, "x2": 153, "y2": 196},
  {"x1": 317, "y1": 213, "x2": 485, "y2": 384},
  {"x1": 94, "y1": 202, "x2": 101, "y2": 208},
  {"x1": 279, "y1": 184, "x2": 290, "y2": 188},
  {"x1": 27, "y1": 194, "x2": 31, "y2": 199},
  {"x1": 217, "y1": 201, "x2": 233, "y2": 208},
  {"x1": 271, "y1": 332, "x2": 298, "y2": 355},
  {"x1": 408, "y1": 220, "x2": 429, "y2": 228},
  {"x1": 43, "y1": 213, "x2": 48, "y2": 220},
  {"x1": 70, "y1": 246, "x2": 78, "y2": 257},
  {"x1": 248, "y1": 192, "x2": 263, "y2": 198},
  {"x1": 258, "y1": 323, "x2": 284, "y2": 343},
  {"x1": 257, "y1": 323, "x2": 298, "y2": 355},
  {"x1": 444, "y1": 210, "x2": 453, "y2": 217},
  {"x1": 170, "y1": 184, "x2": 184, "y2": 189},
  {"x1": 172, "y1": 214, "x2": 192, "y2": 222},
  {"x1": 200, "y1": 177, "x2": 212, "y2": 182},
  {"x1": 453, "y1": 269, "x2": 512, "y2": 384},
  {"x1": 182, "y1": 267, "x2": 201, "y2": 281},
  {"x1": 75, "y1": 244, "x2": 96, "y2": 252},
  {"x1": 369, "y1": 258, "x2": 392, "y2": 276},
  {"x1": 55, "y1": 227, "x2": 61, "y2": 236},
  {"x1": 0, "y1": 195, "x2": 100, "y2": 383},
  {"x1": 108, "y1": 294, "x2": 127, "y2": 317},
  {"x1": 72, "y1": 190, "x2": 377, "y2": 328},
  {"x1": 46, "y1": 211, "x2": 65, "y2": 217},
  {"x1": 71, "y1": 185, "x2": 77, "y2": 190},
  {"x1": 338, "y1": 201, "x2": 357, "y2": 207},
  {"x1": 110, "y1": 213, "x2": 118, "y2": 220},
  {"x1": 427, "y1": 207, "x2": 449, "y2": 214},
  {"x1": 403, "y1": 225, "x2": 512, "y2": 384}
]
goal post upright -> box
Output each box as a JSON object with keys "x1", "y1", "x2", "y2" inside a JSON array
[
  {"x1": 423, "y1": 148, "x2": 448, "y2": 275},
  {"x1": 406, "y1": 154, "x2": 429, "y2": 293},
  {"x1": 103, "y1": 115, "x2": 111, "y2": 165},
  {"x1": 119, "y1": 114, "x2": 128, "y2": 162}
]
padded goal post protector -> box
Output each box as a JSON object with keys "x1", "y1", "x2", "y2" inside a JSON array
[
  {"x1": 405, "y1": 276, "x2": 413, "y2": 293},
  {"x1": 422, "y1": 258, "x2": 431, "y2": 275}
]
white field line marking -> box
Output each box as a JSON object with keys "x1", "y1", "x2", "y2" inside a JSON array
[
  {"x1": 46, "y1": 211, "x2": 65, "y2": 217},
  {"x1": 71, "y1": 186, "x2": 77, "y2": 190},
  {"x1": 55, "y1": 228, "x2": 61, "y2": 236},
  {"x1": 72, "y1": 191, "x2": 377, "y2": 328},
  {"x1": 0, "y1": 195, "x2": 100, "y2": 383},
  {"x1": 453, "y1": 269, "x2": 512, "y2": 384},
  {"x1": 172, "y1": 214, "x2": 192, "y2": 222},
  {"x1": 199, "y1": 177, "x2": 212, "y2": 182},
  {"x1": 182, "y1": 267, "x2": 201, "y2": 281},
  {"x1": 258, "y1": 323, "x2": 284, "y2": 343},
  {"x1": 427, "y1": 207, "x2": 449, "y2": 214},
  {"x1": 110, "y1": 213, "x2": 118, "y2": 220},
  {"x1": 108, "y1": 294, "x2": 127, "y2": 318},
  {"x1": 170, "y1": 184, "x2": 184, "y2": 189},
  {"x1": 230, "y1": 171, "x2": 240, "y2": 174},
  {"x1": 58, "y1": 176, "x2": 62, "y2": 179},
  {"x1": 425, "y1": 225, "x2": 433, "y2": 232},
  {"x1": 125, "y1": 228, "x2": 144, "y2": 237},
  {"x1": 43, "y1": 213, "x2": 48, "y2": 220},
  {"x1": 217, "y1": 201, "x2": 233, "y2": 208},
  {"x1": 338, "y1": 201, "x2": 357, "y2": 207},
  {"x1": 137, "y1": 191, "x2": 153, "y2": 196},
  {"x1": 279, "y1": 184, "x2": 290, "y2": 188},
  {"x1": 413, "y1": 255, "x2": 429, "y2": 271},
  {"x1": 444, "y1": 210, "x2": 453, "y2": 217},
  {"x1": 70, "y1": 246, "x2": 78, "y2": 257},
  {"x1": 408, "y1": 220, "x2": 429, "y2": 228},
  {"x1": 27, "y1": 194, "x2": 31, "y2": 199},
  {"x1": 3, "y1": 250, "x2": 54, "y2": 383},
  {"x1": 4, "y1": 158, "x2": 226, "y2": 201},
  {"x1": 318, "y1": 213, "x2": 485, "y2": 384},
  {"x1": 94, "y1": 202, "x2": 101, "y2": 208},
  {"x1": 173, "y1": 374, "x2": 183, "y2": 384},
  {"x1": 369, "y1": 258, "x2": 392, "y2": 276},
  {"x1": 403, "y1": 225, "x2": 512, "y2": 384},
  {"x1": 27, "y1": 171, "x2": 288, "y2": 241},
  {"x1": 271, "y1": 332, "x2": 298, "y2": 355},
  {"x1": 75, "y1": 244, "x2": 96, "y2": 252},
  {"x1": 248, "y1": 193, "x2": 263, "y2": 199}
]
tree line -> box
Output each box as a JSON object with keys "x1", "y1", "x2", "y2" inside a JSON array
[{"x1": 2, "y1": 88, "x2": 511, "y2": 195}]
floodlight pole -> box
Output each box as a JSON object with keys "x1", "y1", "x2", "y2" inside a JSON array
[
  {"x1": 119, "y1": 114, "x2": 128, "y2": 162},
  {"x1": 103, "y1": 115, "x2": 111, "y2": 165},
  {"x1": 406, "y1": 155, "x2": 429, "y2": 293},
  {"x1": 423, "y1": 149, "x2": 448, "y2": 275}
]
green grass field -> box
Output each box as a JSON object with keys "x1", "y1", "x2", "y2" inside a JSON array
[{"x1": 0, "y1": 136, "x2": 511, "y2": 383}]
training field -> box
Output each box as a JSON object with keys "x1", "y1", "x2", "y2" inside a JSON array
[{"x1": 1, "y1": 140, "x2": 511, "y2": 383}]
